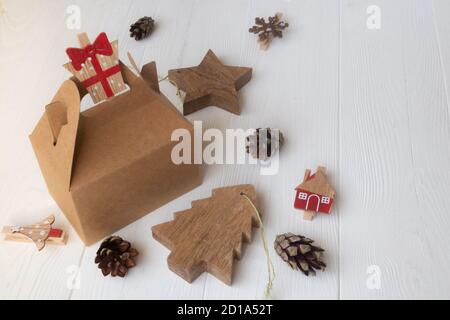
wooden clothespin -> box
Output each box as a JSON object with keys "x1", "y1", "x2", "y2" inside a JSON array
[{"x1": 2, "y1": 215, "x2": 68, "y2": 251}]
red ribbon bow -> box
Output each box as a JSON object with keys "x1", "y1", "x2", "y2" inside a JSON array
[
  {"x1": 66, "y1": 32, "x2": 121, "y2": 98},
  {"x1": 66, "y1": 32, "x2": 113, "y2": 71}
]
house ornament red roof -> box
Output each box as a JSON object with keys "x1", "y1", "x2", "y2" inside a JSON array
[
  {"x1": 294, "y1": 166, "x2": 336, "y2": 220},
  {"x1": 295, "y1": 167, "x2": 335, "y2": 198}
]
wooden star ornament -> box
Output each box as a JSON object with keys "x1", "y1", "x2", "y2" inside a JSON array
[{"x1": 168, "y1": 50, "x2": 252, "y2": 115}]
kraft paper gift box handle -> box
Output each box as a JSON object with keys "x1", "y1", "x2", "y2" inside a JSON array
[{"x1": 30, "y1": 61, "x2": 160, "y2": 192}]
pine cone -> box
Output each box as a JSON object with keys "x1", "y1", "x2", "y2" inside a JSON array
[
  {"x1": 129, "y1": 16, "x2": 155, "y2": 41},
  {"x1": 246, "y1": 128, "x2": 284, "y2": 161},
  {"x1": 95, "y1": 236, "x2": 139, "y2": 277},
  {"x1": 274, "y1": 233, "x2": 326, "y2": 276}
]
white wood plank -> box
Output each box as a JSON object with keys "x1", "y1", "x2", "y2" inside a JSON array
[
  {"x1": 433, "y1": 0, "x2": 450, "y2": 123},
  {"x1": 69, "y1": 0, "x2": 209, "y2": 299},
  {"x1": 173, "y1": 0, "x2": 340, "y2": 299},
  {"x1": 0, "y1": 0, "x2": 86, "y2": 299},
  {"x1": 398, "y1": 0, "x2": 450, "y2": 298},
  {"x1": 340, "y1": 0, "x2": 450, "y2": 299},
  {"x1": 2, "y1": 0, "x2": 450, "y2": 300}
]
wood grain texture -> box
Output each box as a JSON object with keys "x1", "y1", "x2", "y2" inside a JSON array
[
  {"x1": 0, "y1": 0, "x2": 87, "y2": 299},
  {"x1": 168, "y1": 49, "x2": 252, "y2": 115},
  {"x1": 179, "y1": 0, "x2": 340, "y2": 299},
  {"x1": 152, "y1": 184, "x2": 259, "y2": 285},
  {"x1": 340, "y1": 0, "x2": 450, "y2": 299},
  {"x1": 1, "y1": 0, "x2": 450, "y2": 299}
]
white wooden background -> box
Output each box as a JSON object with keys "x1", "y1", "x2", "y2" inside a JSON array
[{"x1": 1, "y1": 0, "x2": 450, "y2": 300}]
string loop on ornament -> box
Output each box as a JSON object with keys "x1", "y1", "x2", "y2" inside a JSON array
[{"x1": 240, "y1": 192, "x2": 276, "y2": 299}]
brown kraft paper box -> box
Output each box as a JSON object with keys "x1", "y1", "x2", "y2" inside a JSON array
[{"x1": 30, "y1": 61, "x2": 202, "y2": 245}]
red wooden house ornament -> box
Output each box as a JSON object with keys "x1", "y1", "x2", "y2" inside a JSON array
[{"x1": 294, "y1": 166, "x2": 335, "y2": 220}]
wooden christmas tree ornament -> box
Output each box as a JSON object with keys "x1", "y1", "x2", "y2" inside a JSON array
[
  {"x1": 168, "y1": 49, "x2": 252, "y2": 115},
  {"x1": 152, "y1": 184, "x2": 260, "y2": 285},
  {"x1": 1, "y1": 215, "x2": 68, "y2": 251},
  {"x1": 64, "y1": 32, "x2": 126, "y2": 104},
  {"x1": 294, "y1": 166, "x2": 336, "y2": 220}
]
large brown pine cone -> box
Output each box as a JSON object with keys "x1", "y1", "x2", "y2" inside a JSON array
[
  {"x1": 95, "y1": 236, "x2": 139, "y2": 277},
  {"x1": 129, "y1": 16, "x2": 155, "y2": 41},
  {"x1": 274, "y1": 233, "x2": 326, "y2": 276}
]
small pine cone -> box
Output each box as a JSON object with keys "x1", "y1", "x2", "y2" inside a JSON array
[
  {"x1": 274, "y1": 233, "x2": 326, "y2": 276},
  {"x1": 129, "y1": 16, "x2": 155, "y2": 41},
  {"x1": 246, "y1": 128, "x2": 284, "y2": 161},
  {"x1": 95, "y1": 236, "x2": 139, "y2": 277}
]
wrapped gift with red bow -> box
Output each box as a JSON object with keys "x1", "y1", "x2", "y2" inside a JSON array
[{"x1": 64, "y1": 32, "x2": 126, "y2": 104}]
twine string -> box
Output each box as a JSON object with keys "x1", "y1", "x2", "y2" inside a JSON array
[
  {"x1": 0, "y1": 0, "x2": 5, "y2": 15},
  {"x1": 240, "y1": 192, "x2": 276, "y2": 299},
  {"x1": 158, "y1": 75, "x2": 185, "y2": 102},
  {"x1": 125, "y1": 52, "x2": 184, "y2": 103}
]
